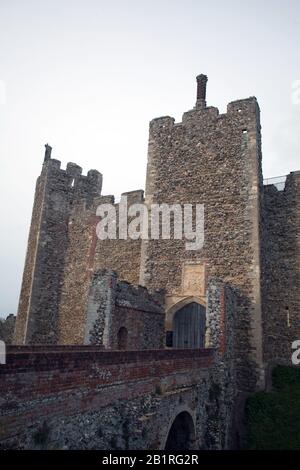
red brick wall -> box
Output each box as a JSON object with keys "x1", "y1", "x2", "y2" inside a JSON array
[{"x1": 0, "y1": 347, "x2": 214, "y2": 448}]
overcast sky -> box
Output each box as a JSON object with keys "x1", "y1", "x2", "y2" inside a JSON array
[{"x1": 0, "y1": 0, "x2": 299, "y2": 317}]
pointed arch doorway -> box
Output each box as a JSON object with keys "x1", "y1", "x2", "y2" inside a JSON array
[
  {"x1": 165, "y1": 411, "x2": 196, "y2": 450},
  {"x1": 173, "y1": 302, "x2": 206, "y2": 348}
]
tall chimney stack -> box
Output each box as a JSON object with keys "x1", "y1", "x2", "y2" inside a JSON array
[{"x1": 196, "y1": 74, "x2": 208, "y2": 109}]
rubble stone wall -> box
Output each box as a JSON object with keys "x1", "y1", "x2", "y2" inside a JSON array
[
  {"x1": 262, "y1": 172, "x2": 300, "y2": 364},
  {"x1": 140, "y1": 97, "x2": 264, "y2": 391},
  {"x1": 0, "y1": 315, "x2": 16, "y2": 345},
  {"x1": 84, "y1": 269, "x2": 165, "y2": 349}
]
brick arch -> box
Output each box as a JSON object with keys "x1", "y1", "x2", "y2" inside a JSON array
[{"x1": 160, "y1": 406, "x2": 196, "y2": 450}]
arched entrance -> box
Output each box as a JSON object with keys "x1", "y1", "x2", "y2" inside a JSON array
[
  {"x1": 173, "y1": 302, "x2": 206, "y2": 348},
  {"x1": 117, "y1": 327, "x2": 128, "y2": 350},
  {"x1": 165, "y1": 411, "x2": 196, "y2": 450}
]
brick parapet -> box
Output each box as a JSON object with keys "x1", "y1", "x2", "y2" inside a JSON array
[{"x1": 0, "y1": 347, "x2": 216, "y2": 450}]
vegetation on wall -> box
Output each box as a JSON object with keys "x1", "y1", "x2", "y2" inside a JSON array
[{"x1": 246, "y1": 366, "x2": 300, "y2": 449}]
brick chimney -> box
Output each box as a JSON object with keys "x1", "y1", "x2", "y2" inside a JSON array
[{"x1": 195, "y1": 74, "x2": 208, "y2": 109}]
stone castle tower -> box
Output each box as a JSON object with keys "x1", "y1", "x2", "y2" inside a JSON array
[
  {"x1": 14, "y1": 75, "x2": 300, "y2": 393},
  {"x1": 14, "y1": 150, "x2": 103, "y2": 344}
]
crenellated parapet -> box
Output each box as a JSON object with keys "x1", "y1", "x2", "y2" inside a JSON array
[
  {"x1": 41, "y1": 153, "x2": 103, "y2": 204},
  {"x1": 149, "y1": 96, "x2": 260, "y2": 135}
]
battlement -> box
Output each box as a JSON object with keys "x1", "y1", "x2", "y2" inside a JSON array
[
  {"x1": 42, "y1": 150, "x2": 103, "y2": 199},
  {"x1": 150, "y1": 96, "x2": 259, "y2": 132},
  {"x1": 227, "y1": 96, "x2": 259, "y2": 113},
  {"x1": 264, "y1": 171, "x2": 300, "y2": 193},
  {"x1": 119, "y1": 189, "x2": 144, "y2": 204},
  {"x1": 264, "y1": 175, "x2": 287, "y2": 193},
  {"x1": 149, "y1": 76, "x2": 259, "y2": 133}
]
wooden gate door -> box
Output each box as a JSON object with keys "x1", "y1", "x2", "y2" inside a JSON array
[{"x1": 173, "y1": 302, "x2": 206, "y2": 348}]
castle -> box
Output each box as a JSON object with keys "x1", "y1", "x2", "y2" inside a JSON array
[{"x1": 1, "y1": 75, "x2": 299, "y2": 450}]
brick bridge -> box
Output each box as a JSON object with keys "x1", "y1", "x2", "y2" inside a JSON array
[
  {"x1": 0, "y1": 281, "x2": 236, "y2": 450},
  {"x1": 0, "y1": 345, "x2": 234, "y2": 450}
]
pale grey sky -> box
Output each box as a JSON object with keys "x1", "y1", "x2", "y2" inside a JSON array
[{"x1": 0, "y1": 0, "x2": 299, "y2": 316}]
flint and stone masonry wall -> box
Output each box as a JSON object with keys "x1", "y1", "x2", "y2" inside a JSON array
[
  {"x1": 84, "y1": 269, "x2": 165, "y2": 349},
  {"x1": 14, "y1": 158, "x2": 103, "y2": 345},
  {"x1": 14, "y1": 158, "x2": 143, "y2": 345},
  {"x1": 206, "y1": 279, "x2": 237, "y2": 449},
  {"x1": 262, "y1": 172, "x2": 300, "y2": 363},
  {"x1": 140, "y1": 97, "x2": 264, "y2": 391},
  {"x1": 58, "y1": 192, "x2": 144, "y2": 344},
  {"x1": 0, "y1": 315, "x2": 16, "y2": 345}
]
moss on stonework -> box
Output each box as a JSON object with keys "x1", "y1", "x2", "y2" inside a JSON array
[{"x1": 246, "y1": 366, "x2": 300, "y2": 449}]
